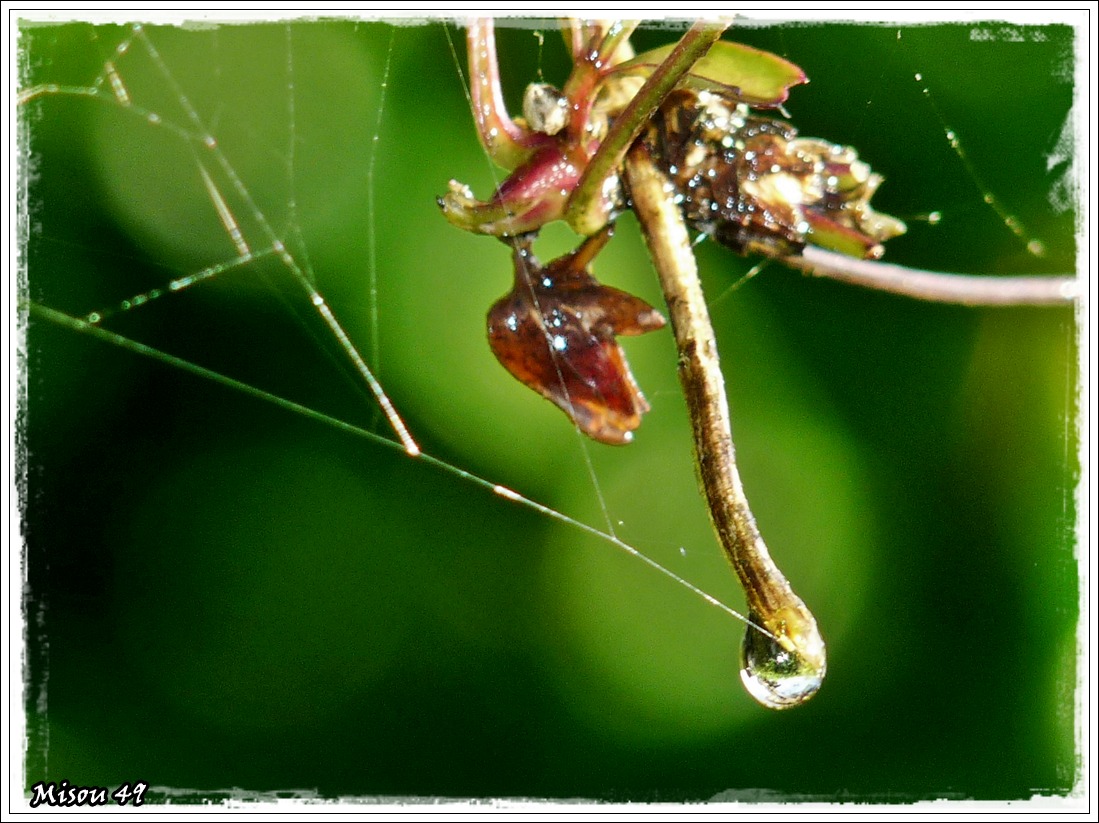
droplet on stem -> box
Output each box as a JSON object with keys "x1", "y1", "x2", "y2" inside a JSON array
[{"x1": 739, "y1": 611, "x2": 826, "y2": 710}]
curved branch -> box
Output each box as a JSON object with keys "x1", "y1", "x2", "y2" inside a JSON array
[
  {"x1": 784, "y1": 246, "x2": 1078, "y2": 307},
  {"x1": 627, "y1": 144, "x2": 826, "y2": 709}
]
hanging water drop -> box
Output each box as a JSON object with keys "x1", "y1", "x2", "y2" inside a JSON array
[{"x1": 739, "y1": 610, "x2": 826, "y2": 710}]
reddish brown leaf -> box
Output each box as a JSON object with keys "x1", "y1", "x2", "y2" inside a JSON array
[{"x1": 487, "y1": 234, "x2": 665, "y2": 445}]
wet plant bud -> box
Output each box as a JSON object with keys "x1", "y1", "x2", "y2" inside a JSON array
[
  {"x1": 646, "y1": 89, "x2": 906, "y2": 259},
  {"x1": 523, "y1": 82, "x2": 570, "y2": 136}
]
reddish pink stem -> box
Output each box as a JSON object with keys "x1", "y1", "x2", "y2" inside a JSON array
[{"x1": 466, "y1": 19, "x2": 536, "y2": 171}]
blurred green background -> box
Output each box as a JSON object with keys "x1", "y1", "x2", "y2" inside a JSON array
[{"x1": 19, "y1": 16, "x2": 1079, "y2": 802}]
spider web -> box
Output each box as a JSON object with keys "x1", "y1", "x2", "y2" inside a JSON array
[{"x1": 13, "y1": 12, "x2": 1083, "y2": 803}]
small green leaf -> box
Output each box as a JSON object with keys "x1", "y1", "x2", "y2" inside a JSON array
[{"x1": 614, "y1": 40, "x2": 807, "y2": 108}]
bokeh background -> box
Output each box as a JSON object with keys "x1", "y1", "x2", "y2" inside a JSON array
[{"x1": 19, "y1": 15, "x2": 1080, "y2": 803}]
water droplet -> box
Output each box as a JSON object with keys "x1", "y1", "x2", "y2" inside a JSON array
[{"x1": 739, "y1": 612, "x2": 825, "y2": 710}]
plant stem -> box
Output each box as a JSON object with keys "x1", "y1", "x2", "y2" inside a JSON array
[
  {"x1": 566, "y1": 19, "x2": 728, "y2": 236},
  {"x1": 625, "y1": 144, "x2": 827, "y2": 686},
  {"x1": 786, "y1": 246, "x2": 1078, "y2": 306}
]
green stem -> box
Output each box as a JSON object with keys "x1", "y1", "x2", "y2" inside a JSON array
[{"x1": 566, "y1": 20, "x2": 728, "y2": 236}]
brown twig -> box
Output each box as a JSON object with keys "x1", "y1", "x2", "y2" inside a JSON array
[{"x1": 626, "y1": 144, "x2": 826, "y2": 709}]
